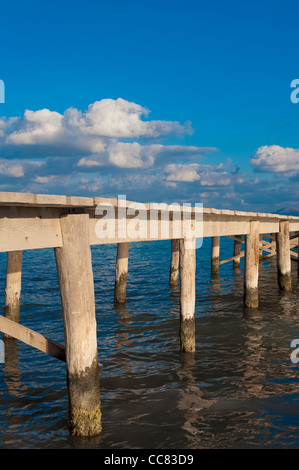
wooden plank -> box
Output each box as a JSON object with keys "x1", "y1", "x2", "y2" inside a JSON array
[
  {"x1": 0, "y1": 207, "x2": 63, "y2": 252},
  {"x1": 261, "y1": 234, "x2": 275, "y2": 240},
  {"x1": 262, "y1": 253, "x2": 276, "y2": 260},
  {"x1": 1, "y1": 190, "x2": 299, "y2": 222},
  {"x1": 0, "y1": 191, "x2": 95, "y2": 208},
  {"x1": 225, "y1": 235, "x2": 244, "y2": 243},
  {"x1": 89, "y1": 214, "x2": 299, "y2": 244},
  {"x1": 260, "y1": 239, "x2": 275, "y2": 246},
  {"x1": 0, "y1": 315, "x2": 66, "y2": 361},
  {"x1": 290, "y1": 233, "x2": 299, "y2": 241},
  {"x1": 219, "y1": 251, "x2": 245, "y2": 265},
  {"x1": 1, "y1": 192, "x2": 299, "y2": 252},
  {"x1": 0, "y1": 314, "x2": 104, "y2": 373},
  {"x1": 259, "y1": 241, "x2": 276, "y2": 254}
]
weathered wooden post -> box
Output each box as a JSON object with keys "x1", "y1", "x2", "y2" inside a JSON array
[
  {"x1": 55, "y1": 214, "x2": 101, "y2": 437},
  {"x1": 179, "y1": 237, "x2": 196, "y2": 352},
  {"x1": 233, "y1": 236, "x2": 242, "y2": 268},
  {"x1": 114, "y1": 242, "x2": 129, "y2": 303},
  {"x1": 271, "y1": 233, "x2": 276, "y2": 255},
  {"x1": 244, "y1": 220, "x2": 259, "y2": 308},
  {"x1": 259, "y1": 234, "x2": 263, "y2": 260},
  {"x1": 4, "y1": 251, "x2": 23, "y2": 338},
  {"x1": 276, "y1": 220, "x2": 292, "y2": 291},
  {"x1": 211, "y1": 236, "x2": 220, "y2": 276},
  {"x1": 169, "y1": 239, "x2": 180, "y2": 287}
]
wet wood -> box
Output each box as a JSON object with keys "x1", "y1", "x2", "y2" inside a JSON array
[
  {"x1": 276, "y1": 220, "x2": 292, "y2": 291},
  {"x1": 4, "y1": 251, "x2": 23, "y2": 330},
  {"x1": 219, "y1": 251, "x2": 245, "y2": 265},
  {"x1": 211, "y1": 236, "x2": 220, "y2": 276},
  {"x1": 55, "y1": 214, "x2": 101, "y2": 437},
  {"x1": 233, "y1": 235, "x2": 242, "y2": 268},
  {"x1": 169, "y1": 239, "x2": 180, "y2": 286},
  {"x1": 0, "y1": 315, "x2": 65, "y2": 361},
  {"x1": 244, "y1": 220, "x2": 260, "y2": 308},
  {"x1": 114, "y1": 242, "x2": 130, "y2": 302},
  {"x1": 179, "y1": 237, "x2": 196, "y2": 352}
]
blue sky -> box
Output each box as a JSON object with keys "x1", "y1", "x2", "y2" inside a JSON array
[{"x1": 1, "y1": 0, "x2": 299, "y2": 212}]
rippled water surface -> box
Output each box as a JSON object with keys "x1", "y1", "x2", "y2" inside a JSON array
[{"x1": 0, "y1": 237, "x2": 299, "y2": 449}]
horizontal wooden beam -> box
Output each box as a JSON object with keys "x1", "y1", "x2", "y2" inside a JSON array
[
  {"x1": 261, "y1": 253, "x2": 276, "y2": 260},
  {"x1": 0, "y1": 316, "x2": 104, "y2": 372},
  {"x1": 290, "y1": 233, "x2": 299, "y2": 241},
  {"x1": 225, "y1": 235, "x2": 244, "y2": 243},
  {"x1": 0, "y1": 315, "x2": 66, "y2": 361},
  {"x1": 219, "y1": 251, "x2": 245, "y2": 265},
  {"x1": 1, "y1": 195, "x2": 299, "y2": 251},
  {"x1": 0, "y1": 191, "x2": 96, "y2": 208},
  {"x1": 260, "y1": 242, "x2": 276, "y2": 254}
]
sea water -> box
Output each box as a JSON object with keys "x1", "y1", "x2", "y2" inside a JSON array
[{"x1": 0, "y1": 237, "x2": 298, "y2": 449}]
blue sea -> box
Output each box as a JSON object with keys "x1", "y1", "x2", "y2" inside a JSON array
[{"x1": 0, "y1": 237, "x2": 298, "y2": 449}]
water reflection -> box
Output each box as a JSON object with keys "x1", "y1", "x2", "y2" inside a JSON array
[
  {"x1": 176, "y1": 353, "x2": 216, "y2": 447},
  {"x1": 113, "y1": 302, "x2": 133, "y2": 351},
  {"x1": 0, "y1": 243, "x2": 299, "y2": 448}
]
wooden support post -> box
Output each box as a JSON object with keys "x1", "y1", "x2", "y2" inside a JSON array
[
  {"x1": 4, "y1": 251, "x2": 23, "y2": 338},
  {"x1": 114, "y1": 242, "x2": 129, "y2": 303},
  {"x1": 179, "y1": 237, "x2": 196, "y2": 352},
  {"x1": 259, "y1": 234, "x2": 263, "y2": 260},
  {"x1": 211, "y1": 236, "x2": 220, "y2": 276},
  {"x1": 276, "y1": 220, "x2": 292, "y2": 291},
  {"x1": 244, "y1": 221, "x2": 259, "y2": 308},
  {"x1": 169, "y1": 239, "x2": 180, "y2": 287},
  {"x1": 233, "y1": 236, "x2": 242, "y2": 268},
  {"x1": 54, "y1": 214, "x2": 101, "y2": 437},
  {"x1": 271, "y1": 233, "x2": 276, "y2": 255}
]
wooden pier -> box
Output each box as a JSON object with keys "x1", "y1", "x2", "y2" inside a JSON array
[{"x1": 0, "y1": 191, "x2": 299, "y2": 436}]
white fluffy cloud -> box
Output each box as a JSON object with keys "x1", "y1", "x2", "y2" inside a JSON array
[
  {"x1": 165, "y1": 163, "x2": 201, "y2": 182},
  {"x1": 68, "y1": 99, "x2": 192, "y2": 138},
  {"x1": 76, "y1": 143, "x2": 215, "y2": 170},
  {"x1": 0, "y1": 98, "x2": 192, "y2": 159},
  {"x1": 108, "y1": 142, "x2": 155, "y2": 168},
  {"x1": 165, "y1": 163, "x2": 231, "y2": 186},
  {"x1": 251, "y1": 145, "x2": 299, "y2": 173},
  {"x1": 0, "y1": 158, "x2": 42, "y2": 178},
  {"x1": 0, "y1": 97, "x2": 249, "y2": 210}
]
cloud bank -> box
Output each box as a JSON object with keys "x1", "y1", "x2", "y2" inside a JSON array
[
  {"x1": 1, "y1": 98, "x2": 298, "y2": 212},
  {"x1": 0, "y1": 98, "x2": 192, "y2": 159},
  {"x1": 0, "y1": 98, "x2": 219, "y2": 193}
]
